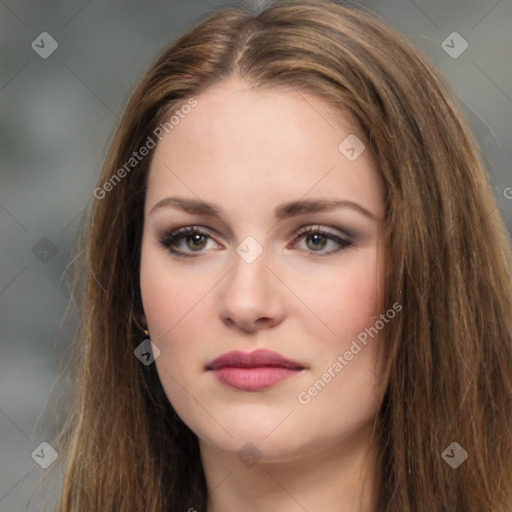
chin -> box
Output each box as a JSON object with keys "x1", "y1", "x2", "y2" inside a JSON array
[{"x1": 194, "y1": 413, "x2": 332, "y2": 463}]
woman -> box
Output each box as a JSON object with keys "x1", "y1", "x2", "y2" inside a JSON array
[{"x1": 39, "y1": 1, "x2": 512, "y2": 510}]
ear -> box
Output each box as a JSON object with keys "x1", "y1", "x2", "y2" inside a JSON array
[{"x1": 139, "y1": 312, "x2": 148, "y2": 328}]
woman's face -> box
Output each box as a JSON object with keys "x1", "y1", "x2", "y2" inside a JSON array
[{"x1": 140, "y1": 80, "x2": 386, "y2": 462}]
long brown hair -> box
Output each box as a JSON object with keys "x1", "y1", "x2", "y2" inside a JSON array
[{"x1": 34, "y1": 1, "x2": 512, "y2": 510}]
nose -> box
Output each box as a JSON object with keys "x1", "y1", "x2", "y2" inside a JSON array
[{"x1": 217, "y1": 247, "x2": 286, "y2": 334}]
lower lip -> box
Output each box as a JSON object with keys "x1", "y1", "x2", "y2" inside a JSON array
[{"x1": 210, "y1": 366, "x2": 303, "y2": 391}]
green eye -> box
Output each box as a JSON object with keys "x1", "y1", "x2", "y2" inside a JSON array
[
  {"x1": 159, "y1": 225, "x2": 353, "y2": 258},
  {"x1": 291, "y1": 226, "x2": 353, "y2": 256}
]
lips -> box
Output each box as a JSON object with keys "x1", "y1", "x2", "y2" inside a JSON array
[
  {"x1": 207, "y1": 349, "x2": 305, "y2": 371},
  {"x1": 206, "y1": 349, "x2": 305, "y2": 391}
]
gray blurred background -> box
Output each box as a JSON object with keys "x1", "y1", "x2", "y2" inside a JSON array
[{"x1": 1, "y1": 0, "x2": 511, "y2": 510}]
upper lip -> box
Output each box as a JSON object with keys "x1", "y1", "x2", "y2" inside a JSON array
[{"x1": 206, "y1": 349, "x2": 305, "y2": 370}]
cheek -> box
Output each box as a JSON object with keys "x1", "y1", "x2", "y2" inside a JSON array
[
  {"x1": 336, "y1": 263, "x2": 379, "y2": 334},
  {"x1": 292, "y1": 250, "x2": 380, "y2": 347},
  {"x1": 295, "y1": 255, "x2": 383, "y2": 431},
  {"x1": 139, "y1": 248, "x2": 217, "y2": 374},
  {"x1": 140, "y1": 246, "x2": 209, "y2": 334}
]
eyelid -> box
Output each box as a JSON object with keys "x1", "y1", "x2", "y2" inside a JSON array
[
  {"x1": 158, "y1": 224, "x2": 355, "y2": 257},
  {"x1": 293, "y1": 223, "x2": 355, "y2": 240},
  {"x1": 288, "y1": 225, "x2": 354, "y2": 256},
  {"x1": 157, "y1": 225, "x2": 220, "y2": 256}
]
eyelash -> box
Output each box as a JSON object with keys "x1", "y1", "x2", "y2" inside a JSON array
[{"x1": 158, "y1": 225, "x2": 354, "y2": 258}]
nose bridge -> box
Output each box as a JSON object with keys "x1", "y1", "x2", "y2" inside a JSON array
[
  {"x1": 217, "y1": 235, "x2": 284, "y2": 330},
  {"x1": 228, "y1": 237, "x2": 270, "y2": 297}
]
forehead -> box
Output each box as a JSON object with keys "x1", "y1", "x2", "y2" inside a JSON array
[
  {"x1": 146, "y1": 81, "x2": 383, "y2": 219},
  {"x1": 156, "y1": 80, "x2": 361, "y2": 159}
]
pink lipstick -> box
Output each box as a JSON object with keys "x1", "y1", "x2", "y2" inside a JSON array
[{"x1": 206, "y1": 349, "x2": 305, "y2": 391}]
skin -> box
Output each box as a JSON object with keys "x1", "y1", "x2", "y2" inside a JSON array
[{"x1": 139, "y1": 78, "x2": 386, "y2": 512}]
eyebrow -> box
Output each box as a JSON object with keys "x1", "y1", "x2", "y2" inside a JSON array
[{"x1": 150, "y1": 196, "x2": 377, "y2": 221}]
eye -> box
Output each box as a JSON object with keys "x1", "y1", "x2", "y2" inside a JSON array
[
  {"x1": 158, "y1": 226, "x2": 218, "y2": 257},
  {"x1": 158, "y1": 225, "x2": 354, "y2": 258},
  {"x1": 289, "y1": 225, "x2": 353, "y2": 256}
]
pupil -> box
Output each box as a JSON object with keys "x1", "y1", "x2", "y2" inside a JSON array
[
  {"x1": 188, "y1": 234, "x2": 206, "y2": 250},
  {"x1": 308, "y1": 234, "x2": 326, "y2": 250},
  {"x1": 184, "y1": 233, "x2": 328, "y2": 252}
]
